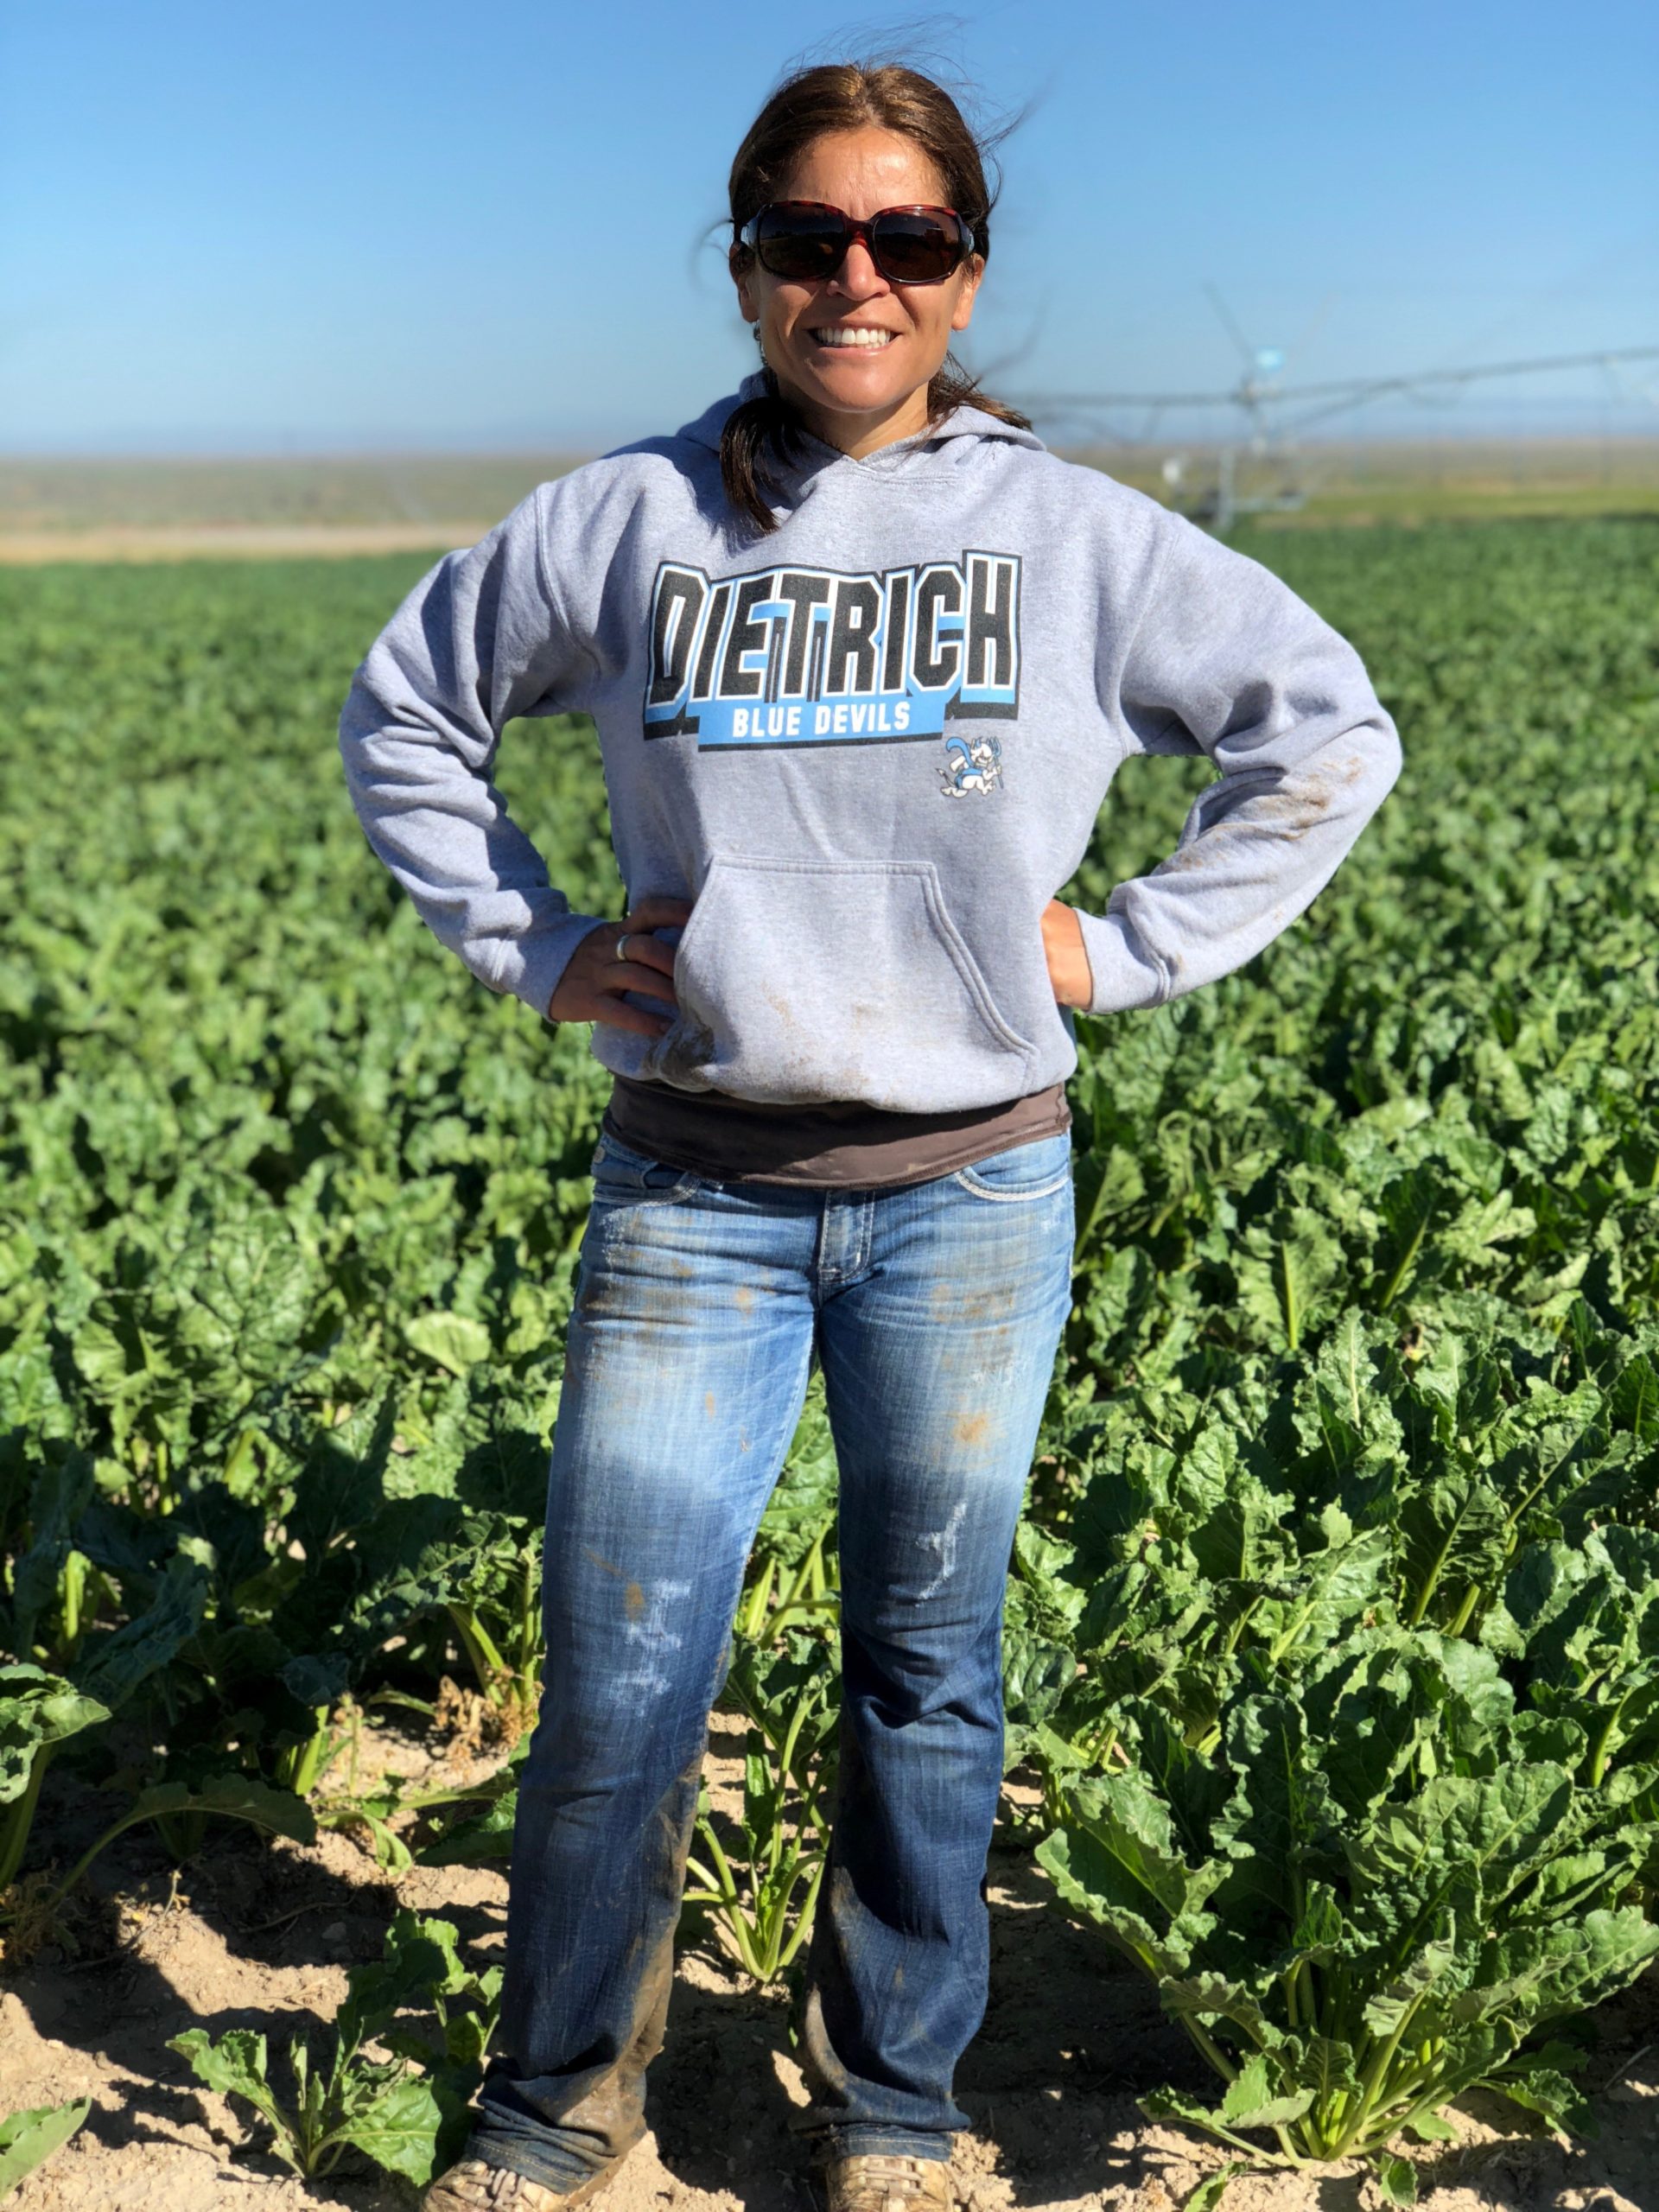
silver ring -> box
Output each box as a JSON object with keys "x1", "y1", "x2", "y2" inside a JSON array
[{"x1": 614, "y1": 931, "x2": 632, "y2": 964}]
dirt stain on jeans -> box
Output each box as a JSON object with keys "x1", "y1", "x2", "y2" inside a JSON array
[
  {"x1": 931, "y1": 1278, "x2": 1018, "y2": 1327},
  {"x1": 580, "y1": 1274, "x2": 683, "y2": 1325},
  {"x1": 533, "y1": 1745, "x2": 703, "y2": 2161}
]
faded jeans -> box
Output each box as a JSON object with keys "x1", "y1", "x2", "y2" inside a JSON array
[{"x1": 468, "y1": 1126, "x2": 1075, "y2": 2190}]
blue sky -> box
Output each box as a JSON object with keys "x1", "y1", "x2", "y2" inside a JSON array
[{"x1": 1, "y1": 1, "x2": 1654, "y2": 452}]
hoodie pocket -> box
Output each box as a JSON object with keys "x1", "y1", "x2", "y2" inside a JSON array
[{"x1": 645, "y1": 854, "x2": 1037, "y2": 1112}]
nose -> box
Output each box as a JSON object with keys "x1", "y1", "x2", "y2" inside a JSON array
[{"x1": 829, "y1": 238, "x2": 885, "y2": 300}]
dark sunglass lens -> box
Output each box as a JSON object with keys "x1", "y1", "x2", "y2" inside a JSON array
[
  {"x1": 754, "y1": 206, "x2": 846, "y2": 279},
  {"x1": 871, "y1": 211, "x2": 961, "y2": 283}
]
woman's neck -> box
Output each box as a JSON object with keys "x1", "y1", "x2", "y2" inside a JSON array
[{"x1": 772, "y1": 375, "x2": 933, "y2": 461}]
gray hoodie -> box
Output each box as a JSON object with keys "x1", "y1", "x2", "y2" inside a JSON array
[{"x1": 338, "y1": 374, "x2": 1401, "y2": 1114}]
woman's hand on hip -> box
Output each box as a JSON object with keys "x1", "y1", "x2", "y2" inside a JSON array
[
  {"x1": 548, "y1": 894, "x2": 693, "y2": 1037},
  {"x1": 1042, "y1": 899, "x2": 1094, "y2": 1009}
]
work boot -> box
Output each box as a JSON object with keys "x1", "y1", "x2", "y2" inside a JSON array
[
  {"x1": 823, "y1": 2152, "x2": 954, "y2": 2212},
  {"x1": 422, "y1": 2156, "x2": 625, "y2": 2212}
]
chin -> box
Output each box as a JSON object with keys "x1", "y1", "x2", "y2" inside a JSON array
[
  {"x1": 795, "y1": 362, "x2": 912, "y2": 406},
  {"x1": 811, "y1": 377, "x2": 909, "y2": 407}
]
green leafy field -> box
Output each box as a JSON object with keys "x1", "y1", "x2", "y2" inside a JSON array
[{"x1": 3, "y1": 520, "x2": 1657, "y2": 2201}]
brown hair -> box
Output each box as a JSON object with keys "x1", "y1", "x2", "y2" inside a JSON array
[{"x1": 722, "y1": 60, "x2": 1031, "y2": 536}]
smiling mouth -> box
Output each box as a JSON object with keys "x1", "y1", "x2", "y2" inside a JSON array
[{"x1": 808, "y1": 327, "x2": 897, "y2": 350}]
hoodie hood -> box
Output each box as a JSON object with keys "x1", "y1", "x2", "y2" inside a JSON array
[{"x1": 673, "y1": 371, "x2": 1048, "y2": 468}]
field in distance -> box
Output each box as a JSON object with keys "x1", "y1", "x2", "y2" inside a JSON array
[{"x1": 1, "y1": 436, "x2": 1656, "y2": 561}]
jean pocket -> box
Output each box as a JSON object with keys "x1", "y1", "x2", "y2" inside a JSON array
[
  {"x1": 589, "y1": 1132, "x2": 702, "y2": 1207},
  {"x1": 645, "y1": 853, "x2": 1038, "y2": 1113},
  {"x1": 950, "y1": 1132, "x2": 1074, "y2": 1202}
]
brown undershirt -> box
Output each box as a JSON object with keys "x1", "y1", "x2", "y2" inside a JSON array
[{"x1": 602, "y1": 1072, "x2": 1071, "y2": 1192}]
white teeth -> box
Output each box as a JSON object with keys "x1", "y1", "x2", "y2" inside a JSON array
[{"x1": 811, "y1": 327, "x2": 895, "y2": 348}]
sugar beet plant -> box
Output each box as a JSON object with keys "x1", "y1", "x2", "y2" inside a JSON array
[
  {"x1": 169, "y1": 1907, "x2": 501, "y2": 2183},
  {"x1": 683, "y1": 1384, "x2": 842, "y2": 1985},
  {"x1": 3, "y1": 559, "x2": 619, "y2": 1890},
  {"x1": 1014, "y1": 1300, "x2": 1659, "y2": 2201}
]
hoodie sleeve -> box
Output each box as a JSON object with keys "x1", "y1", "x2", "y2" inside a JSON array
[
  {"x1": 338, "y1": 485, "x2": 607, "y2": 1020},
  {"x1": 1075, "y1": 510, "x2": 1402, "y2": 1016}
]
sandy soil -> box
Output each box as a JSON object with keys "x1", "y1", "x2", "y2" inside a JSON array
[
  {"x1": 0, "y1": 524, "x2": 488, "y2": 564},
  {"x1": 3, "y1": 1713, "x2": 1655, "y2": 2212}
]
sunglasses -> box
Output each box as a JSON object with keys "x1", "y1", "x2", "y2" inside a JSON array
[{"x1": 737, "y1": 200, "x2": 976, "y2": 288}]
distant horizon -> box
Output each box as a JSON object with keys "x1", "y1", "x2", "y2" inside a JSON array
[{"x1": 3, "y1": 423, "x2": 1656, "y2": 463}]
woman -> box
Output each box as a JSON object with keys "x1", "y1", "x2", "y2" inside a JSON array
[{"x1": 339, "y1": 58, "x2": 1402, "y2": 2212}]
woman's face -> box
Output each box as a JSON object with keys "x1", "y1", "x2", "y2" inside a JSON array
[{"x1": 732, "y1": 124, "x2": 983, "y2": 459}]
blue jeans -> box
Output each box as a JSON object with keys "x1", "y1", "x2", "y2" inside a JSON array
[{"x1": 469, "y1": 1126, "x2": 1075, "y2": 2190}]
